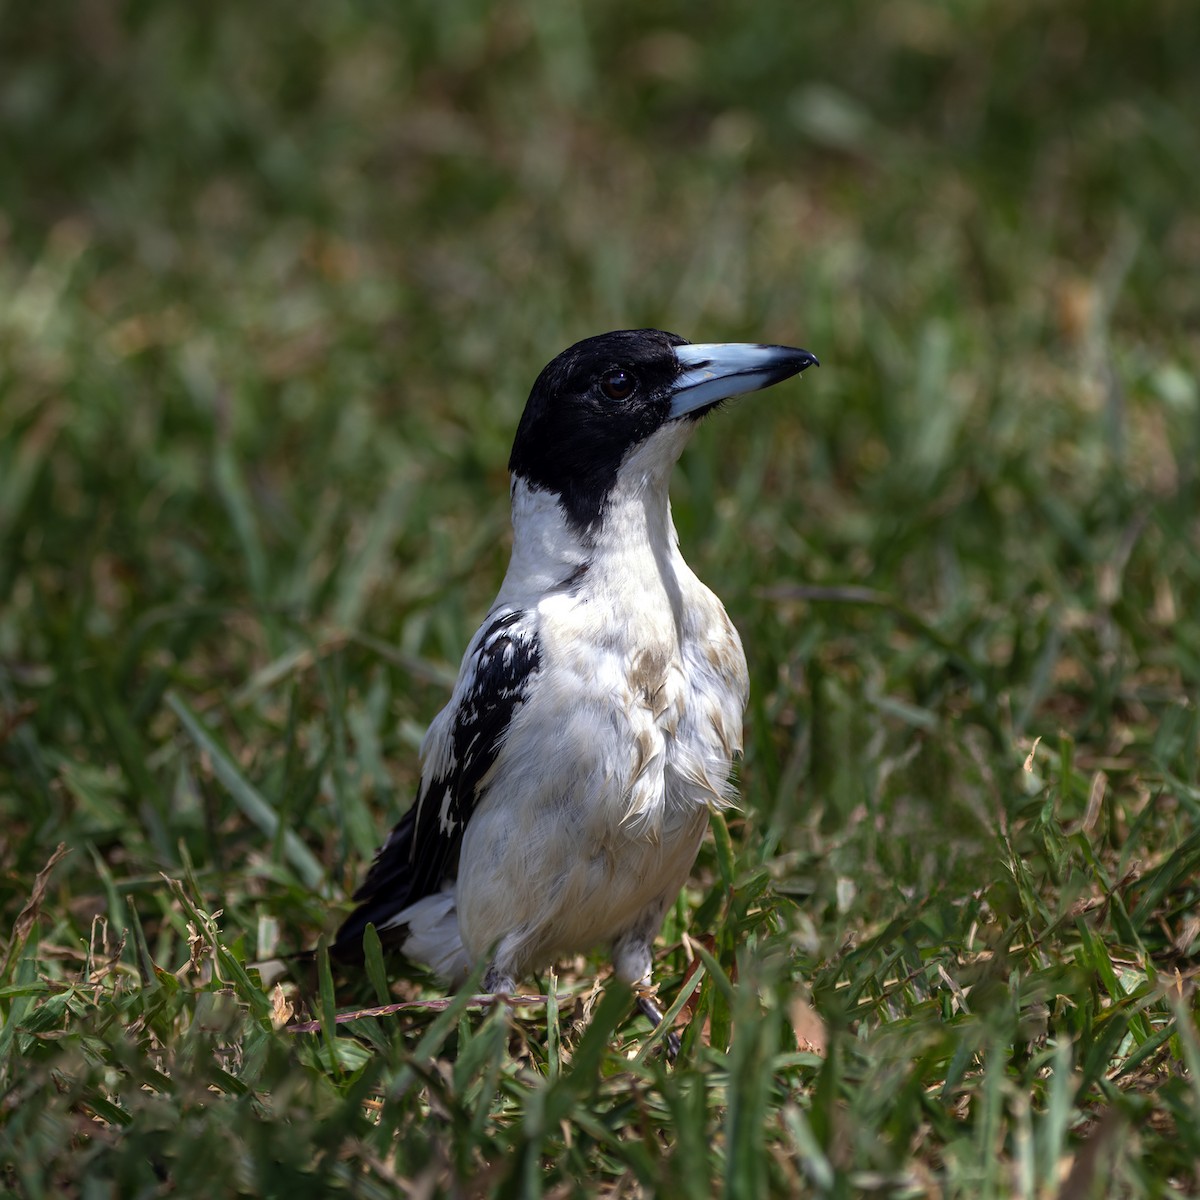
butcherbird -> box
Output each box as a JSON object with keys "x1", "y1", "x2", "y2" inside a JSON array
[{"x1": 332, "y1": 328, "x2": 817, "y2": 1045}]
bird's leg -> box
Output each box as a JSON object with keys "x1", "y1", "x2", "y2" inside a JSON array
[
  {"x1": 482, "y1": 964, "x2": 515, "y2": 1001},
  {"x1": 614, "y1": 928, "x2": 682, "y2": 1059},
  {"x1": 634, "y1": 983, "x2": 681, "y2": 1061}
]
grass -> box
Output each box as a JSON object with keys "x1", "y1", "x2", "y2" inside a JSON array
[{"x1": 2, "y1": 0, "x2": 1199, "y2": 1194}]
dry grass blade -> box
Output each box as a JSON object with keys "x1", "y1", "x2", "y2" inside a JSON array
[{"x1": 1, "y1": 842, "x2": 69, "y2": 977}]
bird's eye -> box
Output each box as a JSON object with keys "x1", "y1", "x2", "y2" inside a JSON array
[{"x1": 600, "y1": 369, "x2": 636, "y2": 401}]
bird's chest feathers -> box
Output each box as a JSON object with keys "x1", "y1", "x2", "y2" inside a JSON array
[
  {"x1": 497, "y1": 470, "x2": 746, "y2": 841},
  {"x1": 536, "y1": 530, "x2": 744, "y2": 838}
]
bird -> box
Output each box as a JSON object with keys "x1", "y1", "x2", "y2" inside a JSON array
[{"x1": 331, "y1": 328, "x2": 818, "y2": 1045}]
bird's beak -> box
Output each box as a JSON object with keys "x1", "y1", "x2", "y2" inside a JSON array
[{"x1": 668, "y1": 343, "x2": 819, "y2": 420}]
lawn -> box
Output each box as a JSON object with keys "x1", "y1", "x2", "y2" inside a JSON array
[{"x1": 2, "y1": 1, "x2": 1199, "y2": 1195}]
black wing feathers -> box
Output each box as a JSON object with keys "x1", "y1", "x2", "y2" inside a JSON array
[{"x1": 332, "y1": 610, "x2": 540, "y2": 958}]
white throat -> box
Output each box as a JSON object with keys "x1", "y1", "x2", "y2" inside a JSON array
[{"x1": 499, "y1": 421, "x2": 695, "y2": 606}]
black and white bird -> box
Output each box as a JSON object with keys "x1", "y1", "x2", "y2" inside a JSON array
[{"x1": 332, "y1": 329, "x2": 817, "y2": 1037}]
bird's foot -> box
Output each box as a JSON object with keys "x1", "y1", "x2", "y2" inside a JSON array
[{"x1": 634, "y1": 986, "x2": 681, "y2": 1061}]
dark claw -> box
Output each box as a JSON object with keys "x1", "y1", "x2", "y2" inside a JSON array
[
  {"x1": 663, "y1": 1028, "x2": 681, "y2": 1061},
  {"x1": 635, "y1": 992, "x2": 681, "y2": 1062}
]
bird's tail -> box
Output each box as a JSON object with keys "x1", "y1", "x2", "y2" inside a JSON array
[{"x1": 331, "y1": 886, "x2": 470, "y2": 985}]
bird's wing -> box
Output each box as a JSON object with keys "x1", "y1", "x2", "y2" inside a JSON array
[{"x1": 332, "y1": 607, "x2": 541, "y2": 956}]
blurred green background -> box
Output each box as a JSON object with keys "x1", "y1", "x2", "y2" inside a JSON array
[{"x1": 2, "y1": 0, "x2": 1200, "y2": 1195}]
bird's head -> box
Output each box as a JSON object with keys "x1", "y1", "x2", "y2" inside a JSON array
[{"x1": 509, "y1": 329, "x2": 818, "y2": 534}]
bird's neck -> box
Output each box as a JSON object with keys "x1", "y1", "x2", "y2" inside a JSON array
[{"x1": 502, "y1": 430, "x2": 690, "y2": 604}]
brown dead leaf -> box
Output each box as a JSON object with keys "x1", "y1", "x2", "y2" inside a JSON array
[
  {"x1": 1055, "y1": 276, "x2": 1096, "y2": 346},
  {"x1": 2, "y1": 842, "x2": 69, "y2": 977},
  {"x1": 790, "y1": 994, "x2": 827, "y2": 1056},
  {"x1": 271, "y1": 984, "x2": 295, "y2": 1030},
  {"x1": 1024, "y1": 736, "x2": 1042, "y2": 773}
]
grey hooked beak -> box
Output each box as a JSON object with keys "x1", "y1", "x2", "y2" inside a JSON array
[{"x1": 668, "y1": 342, "x2": 819, "y2": 420}]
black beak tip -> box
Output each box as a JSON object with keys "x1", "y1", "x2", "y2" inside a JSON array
[{"x1": 773, "y1": 348, "x2": 818, "y2": 384}]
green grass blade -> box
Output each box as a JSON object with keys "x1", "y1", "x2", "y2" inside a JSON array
[{"x1": 166, "y1": 690, "x2": 325, "y2": 888}]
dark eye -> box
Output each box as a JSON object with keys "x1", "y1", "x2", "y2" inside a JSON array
[{"x1": 600, "y1": 369, "x2": 636, "y2": 401}]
